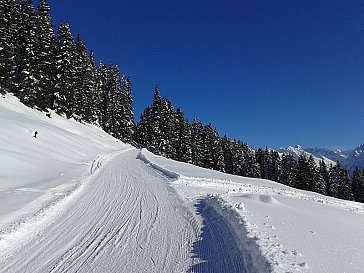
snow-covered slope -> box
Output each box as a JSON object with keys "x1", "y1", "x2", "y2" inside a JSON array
[
  {"x1": 0, "y1": 94, "x2": 128, "y2": 229},
  {"x1": 1, "y1": 94, "x2": 364, "y2": 273},
  {"x1": 143, "y1": 150, "x2": 364, "y2": 273}
]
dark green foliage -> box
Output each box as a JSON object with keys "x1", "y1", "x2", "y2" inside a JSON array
[
  {"x1": 33, "y1": 0, "x2": 55, "y2": 110},
  {"x1": 0, "y1": 0, "x2": 17, "y2": 93},
  {"x1": 191, "y1": 118, "x2": 204, "y2": 167},
  {"x1": 54, "y1": 23, "x2": 77, "y2": 117},
  {"x1": 352, "y1": 167, "x2": 364, "y2": 202},
  {"x1": 296, "y1": 155, "x2": 326, "y2": 194},
  {"x1": 319, "y1": 160, "x2": 330, "y2": 195},
  {"x1": 17, "y1": 0, "x2": 38, "y2": 107},
  {"x1": 280, "y1": 154, "x2": 297, "y2": 187},
  {"x1": 120, "y1": 76, "x2": 135, "y2": 142}
]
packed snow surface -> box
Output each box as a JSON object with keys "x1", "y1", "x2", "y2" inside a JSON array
[{"x1": 1, "y1": 94, "x2": 364, "y2": 273}]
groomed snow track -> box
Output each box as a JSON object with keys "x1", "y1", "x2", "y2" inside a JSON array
[
  {"x1": 0, "y1": 150, "x2": 195, "y2": 273},
  {"x1": 0, "y1": 149, "x2": 268, "y2": 273}
]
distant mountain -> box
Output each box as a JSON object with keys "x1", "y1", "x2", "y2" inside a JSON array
[
  {"x1": 342, "y1": 144, "x2": 364, "y2": 175},
  {"x1": 279, "y1": 144, "x2": 364, "y2": 176},
  {"x1": 278, "y1": 145, "x2": 338, "y2": 166}
]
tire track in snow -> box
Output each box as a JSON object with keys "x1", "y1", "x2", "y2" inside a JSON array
[{"x1": 0, "y1": 149, "x2": 196, "y2": 273}]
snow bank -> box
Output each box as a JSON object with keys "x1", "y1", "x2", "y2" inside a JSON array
[{"x1": 203, "y1": 195, "x2": 272, "y2": 273}]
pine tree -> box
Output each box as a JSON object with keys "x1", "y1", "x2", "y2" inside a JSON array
[
  {"x1": 150, "y1": 85, "x2": 163, "y2": 153},
  {"x1": 17, "y1": 0, "x2": 38, "y2": 107},
  {"x1": 33, "y1": 0, "x2": 55, "y2": 110},
  {"x1": 74, "y1": 33, "x2": 97, "y2": 122},
  {"x1": 269, "y1": 150, "x2": 282, "y2": 182},
  {"x1": 54, "y1": 23, "x2": 77, "y2": 118},
  {"x1": 104, "y1": 64, "x2": 123, "y2": 138},
  {"x1": 319, "y1": 160, "x2": 330, "y2": 195},
  {"x1": 352, "y1": 167, "x2": 364, "y2": 203},
  {"x1": 280, "y1": 154, "x2": 297, "y2": 187},
  {"x1": 190, "y1": 118, "x2": 204, "y2": 167},
  {"x1": 245, "y1": 146, "x2": 261, "y2": 178},
  {"x1": 202, "y1": 124, "x2": 215, "y2": 169},
  {"x1": 136, "y1": 106, "x2": 152, "y2": 147},
  {"x1": 174, "y1": 108, "x2": 192, "y2": 163},
  {"x1": 98, "y1": 60, "x2": 109, "y2": 129},
  {"x1": 328, "y1": 163, "x2": 341, "y2": 198},
  {"x1": 0, "y1": 0, "x2": 17, "y2": 94},
  {"x1": 120, "y1": 76, "x2": 135, "y2": 142},
  {"x1": 337, "y1": 167, "x2": 354, "y2": 201},
  {"x1": 89, "y1": 51, "x2": 102, "y2": 123}
]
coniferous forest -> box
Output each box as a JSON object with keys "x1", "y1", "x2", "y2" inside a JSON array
[{"x1": 1, "y1": 0, "x2": 364, "y2": 203}]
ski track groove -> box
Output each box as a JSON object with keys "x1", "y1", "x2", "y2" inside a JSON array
[{"x1": 0, "y1": 150, "x2": 196, "y2": 273}]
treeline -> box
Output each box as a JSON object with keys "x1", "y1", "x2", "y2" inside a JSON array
[
  {"x1": 0, "y1": 0, "x2": 134, "y2": 141},
  {"x1": 135, "y1": 87, "x2": 364, "y2": 203}
]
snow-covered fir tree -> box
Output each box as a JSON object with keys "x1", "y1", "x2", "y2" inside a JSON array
[
  {"x1": 351, "y1": 167, "x2": 364, "y2": 202},
  {"x1": 0, "y1": 0, "x2": 17, "y2": 94},
  {"x1": 190, "y1": 118, "x2": 204, "y2": 167},
  {"x1": 33, "y1": 0, "x2": 55, "y2": 111},
  {"x1": 54, "y1": 23, "x2": 77, "y2": 118},
  {"x1": 280, "y1": 154, "x2": 297, "y2": 187},
  {"x1": 120, "y1": 76, "x2": 135, "y2": 142},
  {"x1": 74, "y1": 33, "x2": 97, "y2": 122},
  {"x1": 17, "y1": 0, "x2": 38, "y2": 107}
]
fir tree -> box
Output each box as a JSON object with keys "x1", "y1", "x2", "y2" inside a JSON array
[
  {"x1": 174, "y1": 108, "x2": 192, "y2": 163},
  {"x1": 54, "y1": 23, "x2": 77, "y2": 118},
  {"x1": 74, "y1": 33, "x2": 96, "y2": 122},
  {"x1": 352, "y1": 167, "x2": 364, "y2": 203},
  {"x1": 120, "y1": 76, "x2": 135, "y2": 142},
  {"x1": 150, "y1": 85, "x2": 163, "y2": 153},
  {"x1": 190, "y1": 118, "x2": 204, "y2": 167},
  {"x1": 105, "y1": 64, "x2": 123, "y2": 138},
  {"x1": 280, "y1": 154, "x2": 297, "y2": 187},
  {"x1": 17, "y1": 0, "x2": 38, "y2": 107},
  {"x1": 0, "y1": 0, "x2": 17, "y2": 93},
  {"x1": 319, "y1": 160, "x2": 330, "y2": 195},
  {"x1": 337, "y1": 167, "x2": 354, "y2": 201},
  {"x1": 269, "y1": 150, "x2": 282, "y2": 182},
  {"x1": 328, "y1": 163, "x2": 341, "y2": 198},
  {"x1": 89, "y1": 51, "x2": 102, "y2": 123},
  {"x1": 98, "y1": 60, "x2": 109, "y2": 130},
  {"x1": 136, "y1": 106, "x2": 152, "y2": 147},
  {"x1": 33, "y1": 0, "x2": 55, "y2": 110}
]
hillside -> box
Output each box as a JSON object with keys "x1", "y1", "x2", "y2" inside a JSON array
[{"x1": 1, "y1": 94, "x2": 364, "y2": 273}]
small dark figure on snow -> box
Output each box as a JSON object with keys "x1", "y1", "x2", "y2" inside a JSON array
[
  {"x1": 34, "y1": 131, "x2": 38, "y2": 138},
  {"x1": 46, "y1": 113, "x2": 51, "y2": 118}
]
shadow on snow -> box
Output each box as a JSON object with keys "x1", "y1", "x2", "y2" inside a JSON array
[{"x1": 189, "y1": 200, "x2": 247, "y2": 273}]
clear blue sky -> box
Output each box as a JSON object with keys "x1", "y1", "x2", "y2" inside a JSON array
[{"x1": 45, "y1": 0, "x2": 364, "y2": 150}]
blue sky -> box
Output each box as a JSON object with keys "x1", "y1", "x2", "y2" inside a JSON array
[{"x1": 45, "y1": 0, "x2": 364, "y2": 150}]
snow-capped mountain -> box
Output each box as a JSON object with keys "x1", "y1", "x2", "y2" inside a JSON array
[
  {"x1": 279, "y1": 144, "x2": 364, "y2": 175},
  {"x1": 343, "y1": 144, "x2": 364, "y2": 175},
  {"x1": 278, "y1": 145, "x2": 338, "y2": 166}
]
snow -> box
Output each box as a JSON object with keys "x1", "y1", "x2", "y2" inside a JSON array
[
  {"x1": 142, "y1": 149, "x2": 364, "y2": 273},
  {"x1": 1, "y1": 93, "x2": 364, "y2": 273}
]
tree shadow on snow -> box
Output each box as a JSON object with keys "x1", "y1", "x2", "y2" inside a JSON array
[{"x1": 189, "y1": 200, "x2": 247, "y2": 273}]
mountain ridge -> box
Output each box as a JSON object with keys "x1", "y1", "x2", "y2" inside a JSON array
[{"x1": 279, "y1": 144, "x2": 364, "y2": 175}]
